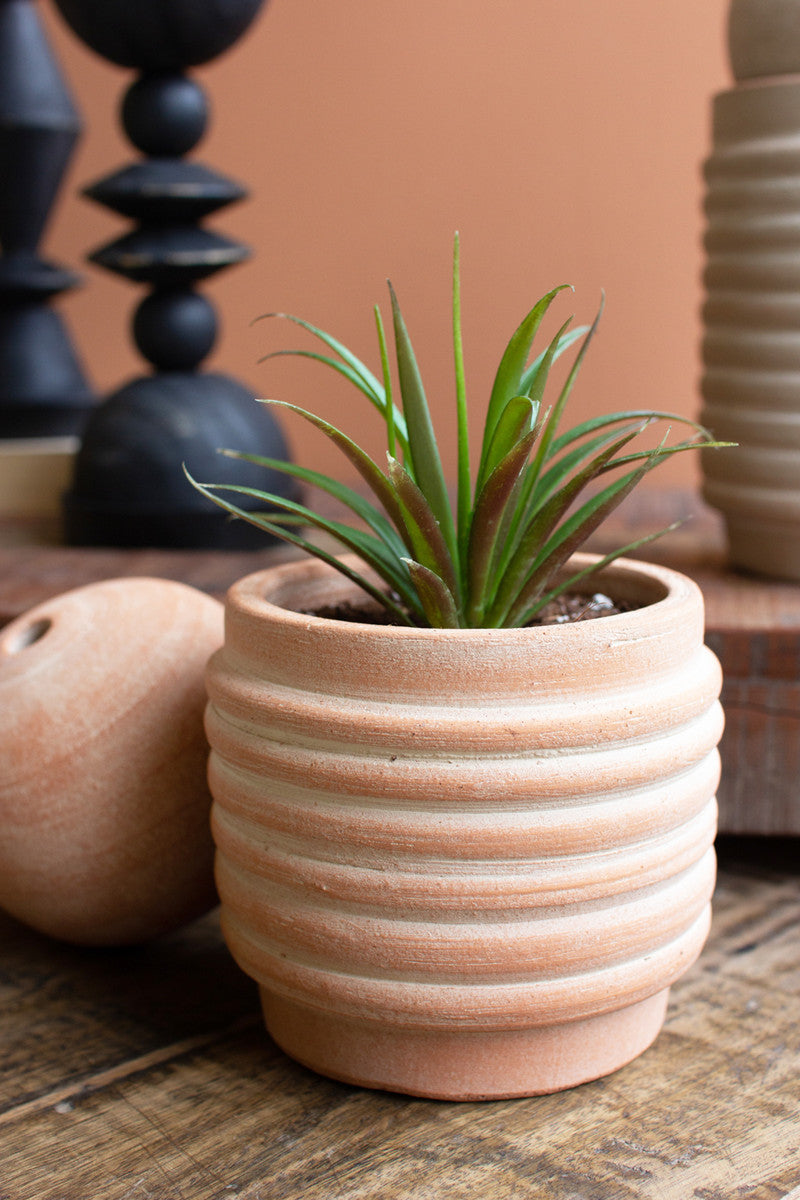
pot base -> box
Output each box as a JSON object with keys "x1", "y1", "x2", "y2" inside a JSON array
[{"x1": 260, "y1": 988, "x2": 670, "y2": 1100}]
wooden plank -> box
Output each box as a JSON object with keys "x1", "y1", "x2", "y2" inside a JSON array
[
  {"x1": 0, "y1": 539, "x2": 295, "y2": 625},
  {"x1": 0, "y1": 911, "x2": 259, "y2": 1114},
  {"x1": 0, "y1": 844, "x2": 797, "y2": 1199}
]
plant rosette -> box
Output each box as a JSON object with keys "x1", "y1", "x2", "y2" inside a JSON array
[
  {"x1": 186, "y1": 236, "x2": 731, "y2": 632},
  {"x1": 205, "y1": 552, "x2": 722, "y2": 1100}
]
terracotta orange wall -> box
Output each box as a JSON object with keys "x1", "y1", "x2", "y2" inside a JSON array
[{"x1": 41, "y1": 0, "x2": 730, "y2": 489}]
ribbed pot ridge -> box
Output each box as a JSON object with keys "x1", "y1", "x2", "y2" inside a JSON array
[
  {"x1": 206, "y1": 553, "x2": 722, "y2": 1098},
  {"x1": 701, "y1": 79, "x2": 800, "y2": 577}
]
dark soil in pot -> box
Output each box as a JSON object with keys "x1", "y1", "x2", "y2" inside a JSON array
[{"x1": 303, "y1": 590, "x2": 635, "y2": 627}]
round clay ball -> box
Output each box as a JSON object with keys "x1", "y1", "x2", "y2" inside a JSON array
[{"x1": 0, "y1": 577, "x2": 223, "y2": 945}]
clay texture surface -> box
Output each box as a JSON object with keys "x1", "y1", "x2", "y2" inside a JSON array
[
  {"x1": 0, "y1": 576, "x2": 223, "y2": 944},
  {"x1": 207, "y1": 554, "x2": 723, "y2": 1098}
]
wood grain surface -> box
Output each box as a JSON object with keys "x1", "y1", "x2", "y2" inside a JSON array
[{"x1": 0, "y1": 840, "x2": 798, "y2": 1199}]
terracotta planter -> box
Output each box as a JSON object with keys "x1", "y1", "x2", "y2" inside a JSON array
[
  {"x1": 702, "y1": 79, "x2": 800, "y2": 579},
  {"x1": 205, "y1": 554, "x2": 723, "y2": 1100}
]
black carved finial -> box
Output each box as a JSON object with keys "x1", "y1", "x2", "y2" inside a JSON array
[
  {"x1": 53, "y1": 0, "x2": 297, "y2": 548},
  {"x1": 0, "y1": 0, "x2": 93, "y2": 437},
  {"x1": 87, "y1": 71, "x2": 249, "y2": 375}
]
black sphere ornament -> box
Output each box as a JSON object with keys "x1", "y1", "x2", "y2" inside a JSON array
[
  {"x1": 133, "y1": 291, "x2": 217, "y2": 371},
  {"x1": 122, "y1": 75, "x2": 208, "y2": 157},
  {"x1": 51, "y1": 0, "x2": 267, "y2": 70},
  {"x1": 53, "y1": 0, "x2": 296, "y2": 548},
  {"x1": 63, "y1": 372, "x2": 292, "y2": 550}
]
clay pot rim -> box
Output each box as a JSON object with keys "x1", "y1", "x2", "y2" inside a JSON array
[{"x1": 225, "y1": 551, "x2": 699, "y2": 642}]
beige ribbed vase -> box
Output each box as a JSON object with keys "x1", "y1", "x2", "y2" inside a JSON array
[
  {"x1": 206, "y1": 554, "x2": 723, "y2": 1100},
  {"x1": 701, "y1": 2, "x2": 800, "y2": 578}
]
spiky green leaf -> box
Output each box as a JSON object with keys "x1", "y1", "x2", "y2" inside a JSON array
[
  {"x1": 525, "y1": 296, "x2": 604, "y2": 481},
  {"x1": 546, "y1": 409, "x2": 711, "y2": 460},
  {"x1": 260, "y1": 399, "x2": 415, "y2": 555},
  {"x1": 477, "y1": 395, "x2": 538, "y2": 492},
  {"x1": 511, "y1": 523, "x2": 683, "y2": 627},
  {"x1": 373, "y1": 305, "x2": 397, "y2": 459},
  {"x1": 183, "y1": 468, "x2": 419, "y2": 625},
  {"x1": 479, "y1": 285, "x2": 572, "y2": 480},
  {"x1": 218, "y1": 448, "x2": 408, "y2": 556},
  {"x1": 389, "y1": 283, "x2": 456, "y2": 557},
  {"x1": 254, "y1": 312, "x2": 384, "y2": 398},
  {"x1": 465, "y1": 423, "x2": 540, "y2": 625},
  {"x1": 498, "y1": 451, "x2": 663, "y2": 627},
  {"x1": 403, "y1": 558, "x2": 461, "y2": 629},
  {"x1": 452, "y1": 232, "x2": 471, "y2": 569},
  {"x1": 387, "y1": 456, "x2": 461, "y2": 605},
  {"x1": 518, "y1": 325, "x2": 589, "y2": 395},
  {"x1": 488, "y1": 423, "x2": 647, "y2": 622}
]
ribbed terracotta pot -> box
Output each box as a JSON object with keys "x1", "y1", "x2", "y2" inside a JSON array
[{"x1": 206, "y1": 553, "x2": 723, "y2": 1100}]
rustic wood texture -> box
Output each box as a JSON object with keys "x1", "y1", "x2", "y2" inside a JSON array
[
  {"x1": 0, "y1": 535, "x2": 295, "y2": 621},
  {"x1": 0, "y1": 839, "x2": 796, "y2": 1199},
  {"x1": 1, "y1": 486, "x2": 799, "y2": 833}
]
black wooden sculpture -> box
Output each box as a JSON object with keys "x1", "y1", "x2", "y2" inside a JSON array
[
  {"x1": 54, "y1": 0, "x2": 295, "y2": 548},
  {"x1": 0, "y1": 0, "x2": 93, "y2": 438}
]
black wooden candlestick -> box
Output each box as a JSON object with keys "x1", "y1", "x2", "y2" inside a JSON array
[
  {"x1": 53, "y1": 0, "x2": 295, "y2": 548},
  {"x1": 0, "y1": 0, "x2": 93, "y2": 438}
]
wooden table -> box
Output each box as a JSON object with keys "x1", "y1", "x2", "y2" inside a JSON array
[
  {"x1": 1, "y1": 489, "x2": 799, "y2": 1196},
  {"x1": 0, "y1": 837, "x2": 797, "y2": 1199}
]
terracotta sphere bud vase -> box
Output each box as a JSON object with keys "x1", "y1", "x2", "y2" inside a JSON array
[
  {"x1": 205, "y1": 554, "x2": 724, "y2": 1100},
  {"x1": 0, "y1": 578, "x2": 223, "y2": 945}
]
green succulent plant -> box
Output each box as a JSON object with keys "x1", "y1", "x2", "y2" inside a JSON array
[{"x1": 186, "y1": 237, "x2": 726, "y2": 629}]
